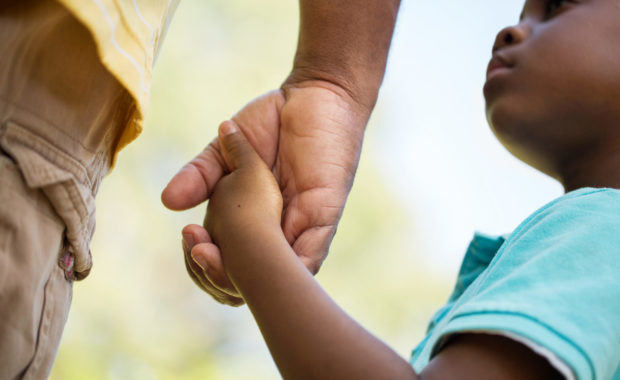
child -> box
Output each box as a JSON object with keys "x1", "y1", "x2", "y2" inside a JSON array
[{"x1": 188, "y1": 0, "x2": 620, "y2": 378}]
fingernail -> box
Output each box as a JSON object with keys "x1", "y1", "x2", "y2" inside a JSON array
[
  {"x1": 220, "y1": 121, "x2": 238, "y2": 136},
  {"x1": 182, "y1": 233, "x2": 195, "y2": 252},
  {"x1": 191, "y1": 252, "x2": 208, "y2": 271}
]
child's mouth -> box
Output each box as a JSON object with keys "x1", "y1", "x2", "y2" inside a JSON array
[{"x1": 486, "y1": 54, "x2": 512, "y2": 79}]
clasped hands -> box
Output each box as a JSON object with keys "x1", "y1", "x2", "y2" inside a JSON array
[{"x1": 161, "y1": 82, "x2": 369, "y2": 305}]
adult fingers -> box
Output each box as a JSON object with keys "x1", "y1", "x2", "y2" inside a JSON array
[
  {"x1": 279, "y1": 192, "x2": 342, "y2": 275},
  {"x1": 190, "y1": 242, "x2": 241, "y2": 299},
  {"x1": 182, "y1": 225, "x2": 244, "y2": 306},
  {"x1": 161, "y1": 139, "x2": 227, "y2": 211},
  {"x1": 292, "y1": 225, "x2": 337, "y2": 275},
  {"x1": 183, "y1": 248, "x2": 234, "y2": 304},
  {"x1": 185, "y1": 247, "x2": 243, "y2": 306}
]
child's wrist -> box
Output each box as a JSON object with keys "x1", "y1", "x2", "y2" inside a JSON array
[
  {"x1": 219, "y1": 220, "x2": 286, "y2": 261},
  {"x1": 220, "y1": 224, "x2": 291, "y2": 283}
]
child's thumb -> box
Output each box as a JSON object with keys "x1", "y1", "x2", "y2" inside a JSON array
[{"x1": 218, "y1": 121, "x2": 259, "y2": 171}]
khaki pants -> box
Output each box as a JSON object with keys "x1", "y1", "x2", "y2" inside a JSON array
[{"x1": 0, "y1": 1, "x2": 133, "y2": 378}]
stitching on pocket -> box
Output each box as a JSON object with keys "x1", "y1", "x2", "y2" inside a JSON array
[
  {"x1": 0, "y1": 121, "x2": 91, "y2": 188},
  {"x1": 0, "y1": 120, "x2": 96, "y2": 280}
]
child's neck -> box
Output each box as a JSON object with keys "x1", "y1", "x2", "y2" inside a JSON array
[{"x1": 560, "y1": 146, "x2": 620, "y2": 192}]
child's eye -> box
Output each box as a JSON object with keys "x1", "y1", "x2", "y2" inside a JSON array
[{"x1": 544, "y1": 0, "x2": 575, "y2": 18}]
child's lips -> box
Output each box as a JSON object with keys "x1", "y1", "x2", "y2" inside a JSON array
[
  {"x1": 486, "y1": 54, "x2": 512, "y2": 79},
  {"x1": 483, "y1": 54, "x2": 514, "y2": 99}
]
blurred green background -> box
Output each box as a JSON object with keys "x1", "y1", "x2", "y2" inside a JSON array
[
  {"x1": 50, "y1": 0, "x2": 561, "y2": 378},
  {"x1": 50, "y1": 1, "x2": 449, "y2": 379}
]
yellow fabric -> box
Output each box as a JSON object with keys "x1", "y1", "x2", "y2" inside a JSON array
[{"x1": 56, "y1": 0, "x2": 180, "y2": 155}]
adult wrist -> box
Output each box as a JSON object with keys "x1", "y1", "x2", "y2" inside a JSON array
[
  {"x1": 286, "y1": 0, "x2": 400, "y2": 113},
  {"x1": 282, "y1": 66, "x2": 380, "y2": 115}
]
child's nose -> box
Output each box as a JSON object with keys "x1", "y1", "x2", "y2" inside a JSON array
[{"x1": 492, "y1": 23, "x2": 528, "y2": 53}]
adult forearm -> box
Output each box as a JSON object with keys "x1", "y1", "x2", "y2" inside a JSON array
[
  {"x1": 222, "y1": 229, "x2": 418, "y2": 380},
  {"x1": 285, "y1": 0, "x2": 401, "y2": 110}
]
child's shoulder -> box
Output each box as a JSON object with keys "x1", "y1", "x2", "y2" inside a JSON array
[
  {"x1": 509, "y1": 187, "x2": 620, "y2": 246},
  {"x1": 411, "y1": 188, "x2": 620, "y2": 379},
  {"x1": 546, "y1": 186, "x2": 620, "y2": 210}
]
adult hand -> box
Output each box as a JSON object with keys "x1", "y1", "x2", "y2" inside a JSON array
[{"x1": 162, "y1": 81, "x2": 370, "y2": 306}]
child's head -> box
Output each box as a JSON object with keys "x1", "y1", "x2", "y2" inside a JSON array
[{"x1": 484, "y1": 0, "x2": 620, "y2": 190}]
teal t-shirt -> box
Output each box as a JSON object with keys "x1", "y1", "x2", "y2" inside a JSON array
[{"x1": 410, "y1": 188, "x2": 620, "y2": 380}]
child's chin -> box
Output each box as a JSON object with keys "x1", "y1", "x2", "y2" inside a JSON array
[{"x1": 485, "y1": 100, "x2": 517, "y2": 136}]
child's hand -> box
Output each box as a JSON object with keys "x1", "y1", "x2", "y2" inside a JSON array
[
  {"x1": 207, "y1": 120, "x2": 283, "y2": 242},
  {"x1": 188, "y1": 121, "x2": 283, "y2": 294}
]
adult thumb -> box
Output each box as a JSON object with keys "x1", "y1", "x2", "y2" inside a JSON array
[{"x1": 218, "y1": 120, "x2": 259, "y2": 171}]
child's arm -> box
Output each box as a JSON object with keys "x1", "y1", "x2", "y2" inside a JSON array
[{"x1": 190, "y1": 121, "x2": 563, "y2": 380}]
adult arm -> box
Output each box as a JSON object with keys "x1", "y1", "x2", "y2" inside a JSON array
[
  {"x1": 283, "y1": 0, "x2": 401, "y2": 109},
  {"x1": 163, "y1": 0, "x2": 401, "y2": 304}
]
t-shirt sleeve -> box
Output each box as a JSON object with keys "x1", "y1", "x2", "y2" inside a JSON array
[{"x1": 432, "y1": 189, "x2": 620, "y2": 380}]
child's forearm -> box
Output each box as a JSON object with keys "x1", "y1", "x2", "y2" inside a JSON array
[{"x1": 220, "y1": 227, "x2": 419, "y2": 380}]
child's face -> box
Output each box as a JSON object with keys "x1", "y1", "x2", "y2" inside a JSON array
[{"x1": 484, "y1": 0, "x2": 620, "y2": 183}]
